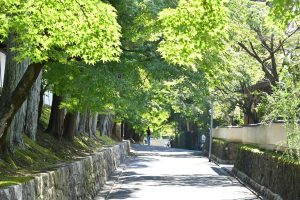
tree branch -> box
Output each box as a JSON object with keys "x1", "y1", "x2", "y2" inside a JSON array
[
  {"x1": 238, "y1": 42, "x2": 259, "y2": 61},
  {"x1": 252, "y1": 27, "x2": 272, "y2": 53},
  {"x1": 274, "y1": 26, "x2": 300, "y2": 53},
  {"x1": 238, "y1": 41, "x2": 275, "y2": 83}
]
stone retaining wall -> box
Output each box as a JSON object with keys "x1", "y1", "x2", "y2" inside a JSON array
[
  {"x1": 235, "y1": 146, "x2": 300, "y2": 200},
  {"x1": 0, "y1": 141, "x2": 129, "y2": 200},
  {"x1": 212, "y1": 139, "x2": 240, "y2": 164},
  {"x1": 232, "y1": 168, "x2": 282, "y2": 200},
  {"x1": 212, "y1": 139, "x2": 300, "y2": 199}
]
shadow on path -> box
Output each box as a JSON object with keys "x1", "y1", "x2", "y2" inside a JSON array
[{"x1": 104, "y1": 144, "x2": 260, "y2": 200}]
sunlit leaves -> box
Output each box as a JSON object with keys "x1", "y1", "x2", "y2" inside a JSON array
[
  {"x1": 158, "y1": 0, "x2": 227, "y2": 67},
  {"x1": 0, "y1": 0, "x2": 121, "y2": 64},
  {"x1": 271, "y1": 0, "x2": 300, "y2": 25}
]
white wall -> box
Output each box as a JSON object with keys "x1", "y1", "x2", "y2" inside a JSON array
[
  {"x1": 43, "y1": 91, "x2": 53, "y2": 106},
  {"x1": 213, "y1": 123, "x2": 291, "y2": 150},
  {"x1": 0, "y1": 52, "x2": 6, "y2": 87}
]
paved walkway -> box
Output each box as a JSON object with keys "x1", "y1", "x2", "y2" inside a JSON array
[{"x1": 95, "y1": 144, "x2": 261, "y2": 200}]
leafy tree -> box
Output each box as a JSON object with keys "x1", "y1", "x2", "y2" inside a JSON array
[
  {"x1": 232, "y1": 0, "x2": 300, "y2": 86},
  {"x1": 258, "y1": 69, "x2": 300, "y2": 159},
  {"x1": 206, "y1": 0, "x2": 300, "y2": 124},
  {"x1": 0, "y1": 0, "x2": 121, "y2": 152}
]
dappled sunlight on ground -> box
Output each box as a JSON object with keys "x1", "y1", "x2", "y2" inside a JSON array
[{"x1": 99, "y1": 144, "x2": 260, "y2": 200}]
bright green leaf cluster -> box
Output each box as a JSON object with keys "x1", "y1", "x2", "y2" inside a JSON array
[
  {"x1": 0, "y1": 0, "x2": 121, "y2": 64},
  {"x1": 158, "y1": 0, "x2": 227, "y2": 67}
]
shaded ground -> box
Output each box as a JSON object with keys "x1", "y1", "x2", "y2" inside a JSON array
[{"x1": 96, "y1": 144, "x2": 260, "y2": 200}]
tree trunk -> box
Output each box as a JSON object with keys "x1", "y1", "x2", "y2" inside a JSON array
[
  {"x1": 63, "y1": 112, "x2": 78, "y2": 141},
  {"x1": 85, "y1": 110, "x2": 93, "y2": 137},
  {"x1": 78, "y1": 109, "x2": 87, "y2": 134},
  {"x1": 99, "y1": 114, "x2": 115, "y2": 137},
  {"x1": 6, "y1": 68, "x2": 28, "y2": 151},
  {"x1": 38, "y1": 81, "x2": 46, "y2": 125},
  {"x1": 46, "y1": 94, "x2": 64, "y2": 139},
  {"x1": 75, "y1": 113, "x2": 80, "y2": 136},
  {"x1": 46, "y1": 96, "x2": 56, "y2": 133},
  {"x1": 121, "y1": 122, "x2": 125, "y2": 140},
  {"x1": 99, "y1": 114, "x2": 106, "y2": 136},
  {"x1": 0, "y1": 30, "x2": 43, "y2": 152},
  {"x1": 0, "y1": 32, "x2": 29, "y2": 151},
  {"x1": 91, "y1": 112, "x2": 98, "y2": 137},
  {"x1": 0, "y1": 62, "x2": 43, "y2": 152},
  {"x1": 24, "y1": 71, "x2": 42, "y2": 141}
]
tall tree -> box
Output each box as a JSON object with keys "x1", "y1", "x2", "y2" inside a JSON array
[
  {"x1": 0, "y1": 0, "x2": 121, "y2": 151},
  {"x1": 0, "y1": 33, "x2": 29, "y2": 151}
]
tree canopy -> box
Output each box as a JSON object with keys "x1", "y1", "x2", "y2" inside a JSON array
[
  {"x1": 0, "y1": 0, "x2": 121, "y2": 63},
  {"x1": 1, "y1": 0, "x2": 300, "y2": 147}
]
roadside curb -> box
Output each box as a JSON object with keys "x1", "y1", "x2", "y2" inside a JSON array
[
  {"x1": 210, "y1": 157, "x2": 264, "y2": 199},
  {"x1": 231, "y1": 168, "x2": 283, "y2": 200},
  {"x1": 210, "y1": 155, "x2": 283, "y2": 200}
]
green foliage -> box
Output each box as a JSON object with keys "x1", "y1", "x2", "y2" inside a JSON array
[
  {"x1": 255, "y1": 18, "x2": 300, "y2": 157},
  {"x1": 41, "y1": 0, "x2": 212, "y2": 136},
  {"x1": 44, "y1": 62, "x2": 119, "y2": 112},
  {"x1": 158, "y1": 0, "x2": 227, "y2": 67},
  {"x1": 238, "y1": 144, "x2": 300, "y2": 165},
  {"x1": 271, "y1": 0, "x2": 300, "y2": 25},
  {"x1": 0, "y1": 176, "x2": 33, "y2": 188},
  {"x1": 40, "y1": 106, "x2": 51, "y2": 128},
  {"x1": 258, "y1": 77, "x2": 300, "y2": 160},
  {"x1": 207, "y1": 0, "x2": 300, "y2": 125},
  {"x1": 239, "y1": 144, "x2": 264, "y2": 155},
  {"x1": 213, "y1": 138, "x2": 226, "y2": 145},
  {"x1": 111, "y1": 0, "x2": 177, "y2": 44},
  {"x1": 0, "y1": 0, "x2": 121, "y2": 64}
]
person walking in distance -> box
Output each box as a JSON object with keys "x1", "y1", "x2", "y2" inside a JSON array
[{"x1": 146, "y1": 127, "x2": 151, "y2": 146}]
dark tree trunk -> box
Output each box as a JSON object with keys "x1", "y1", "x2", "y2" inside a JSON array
[
  {"x1": 75, "y1": 113, "x2": 80, "y2": 136},
  {"x1": 0, "y1": 32, "x2": 43, "y2": 152},
  {"x1": 99, "y1": 114, "x2": 106, "y2": 136},
  {"x1": 38, "y1": 81, "x2": 46, "y2": 125},
  {"x1": 91, "y1": 112, "x2": 98, "y2": 137},
  {"x1": 24, "y1": 71, "x2": 42, "y2": 141},
  {"x1": 85, "y1": 110, "x2": 93, "y2": 137},
  {"x1": 99, "y1": 114, "x2": 115, "y2": 137},
  {"x1": 3, "y1": 36, "x2": 28, "y2": 150},
  {"x1": 121, "y1": 122, "x2": 125, "y2": 140},
  {"x1": 46, "y1": 94, "x2": 64, "y2": 139},
  {"x1": 78, "y1": 109, "x2": 87, "y2": 134},
  {"x1": 46, "y1": 94, "x2": 59, "y2": 132},
  {"x1": 0, "y1": 61, "x2": 43, "y2": 152},
  {"x1": 63, "y1": 112, "x2": 78, "y2": 141},
  {"x1": 5, "y1": 81, "x2": 28, "y2": 151}
]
